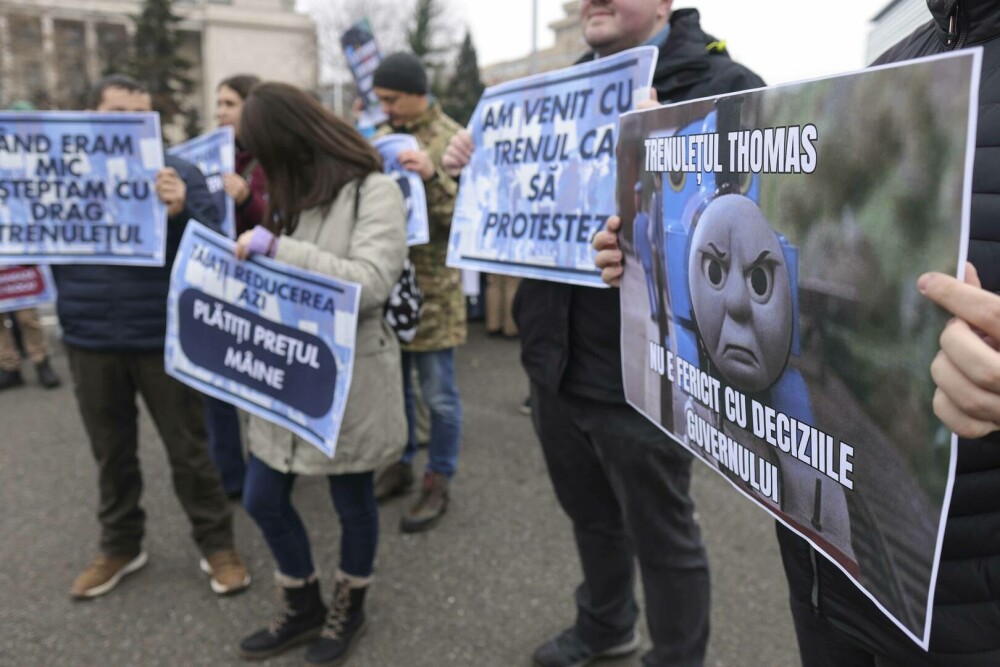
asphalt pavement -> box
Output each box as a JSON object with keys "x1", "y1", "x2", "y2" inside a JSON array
[{"x1": 0, "y1": 322, "x2": 799, "y2": 666}]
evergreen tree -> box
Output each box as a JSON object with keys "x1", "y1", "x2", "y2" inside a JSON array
[
  {"x1": 127, "y1": 0, "x2": 193, "y2": 129},
  {"x1": 442, "y1": 32, "x2": 484, "y2": 126},
  {"x1": 407, "y1": 0, "x2": 449, "y2": 97},
  {"x1": 183, "y1": 105, "x2": 203, "y2": 140}
]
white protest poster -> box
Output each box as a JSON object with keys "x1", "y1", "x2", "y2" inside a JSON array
[
  {"x1": 616, "y1": 51, "x2": 980, "y2": 649},
  {"x1": 0, "y1": 111, "x2": 166, "y2": 265},
  {"x1": 447, "y1": 46, "x2": 657, "y2": 287},
  {"x1": 165, "y1": 222, "x2": 361, "y2": 457},
  {"x1": 168, "y1": 126, "x2": 236, "y2": 238},
  {"x1": 372, "y1": 134, "x2": 429, "y2": 246}
]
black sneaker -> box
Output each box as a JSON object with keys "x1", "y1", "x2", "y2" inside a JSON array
[
  {"x1": 35, "y1": 358, "x2": 61, "y2": 389},
  {"x1": 533, "y1": 627, "x2": 640, "y2": 667},
  {"x1": 239, "y1": 579, "x2": 327, "y2": 660},
  {"x1": 0, "y1": 368, "x2": 24, "y2": 392}
]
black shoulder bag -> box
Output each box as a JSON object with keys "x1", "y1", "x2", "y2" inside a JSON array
[{"x1": 353, "y1": 181, "x2": 423, "y2": 343}]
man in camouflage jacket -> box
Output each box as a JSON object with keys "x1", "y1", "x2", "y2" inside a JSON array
[{"x1": 371, "y1": 52, "x2": 466, "y2": 532}]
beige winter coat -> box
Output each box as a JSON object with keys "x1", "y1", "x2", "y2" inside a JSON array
[{"x1": 246, "y1": 173, "x2": 408, "y2": 475}]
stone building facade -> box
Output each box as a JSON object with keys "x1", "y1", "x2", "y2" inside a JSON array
[
  {"x1": 866, "y1": 0, "x2": 931, "y2": 64},
  {"x1": 481, "y1": 1, "x2": 583, "y2": 85},
  {"x1": 0, "y1": 0, "x2": 316, "y2": 132}
]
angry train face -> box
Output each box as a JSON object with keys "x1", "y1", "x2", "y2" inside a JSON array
[{"x1": 688, "y1": 195, "x2": 793, "y2": 392}]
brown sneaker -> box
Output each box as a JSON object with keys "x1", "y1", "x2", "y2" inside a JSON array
[
  {"x1": 374, "y1": 461, "x2": 414, "y2": 502},
  {"x1": 400, "y1": 472, "x2": 449, "y2": 533},
  {"x1": 199, "y1": 548, "x2": 251, "y2": 595},
  {"x1": 70, "y1": 551, "x2": 148, "y2": 600}
]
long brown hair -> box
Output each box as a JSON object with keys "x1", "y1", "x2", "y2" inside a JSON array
[
  {"x1": 217, "y1": 74, "x2": 259, "y2": 101},
  {"x1": 239, "y1": 82, "x2": 382, "y2": 235}
]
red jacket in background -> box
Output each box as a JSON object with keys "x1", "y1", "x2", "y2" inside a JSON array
[{"x1": 235, "y1": 148, "x2": 267, "y2": 235}]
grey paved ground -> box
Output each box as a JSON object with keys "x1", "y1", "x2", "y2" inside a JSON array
[{"x1": 1, "y1": 323, "x2": 799, "y2": 666}]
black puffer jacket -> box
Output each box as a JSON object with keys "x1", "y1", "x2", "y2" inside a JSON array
[
  {"x1": 513, "y1": 9, "x2": 764, "y2": 403},
  {"x1": 875, "y1": 0, "x2": 1000, "y2": 656},
  {"x1": 777, "y1": 2, "x2": 1000, "y2": 662}
]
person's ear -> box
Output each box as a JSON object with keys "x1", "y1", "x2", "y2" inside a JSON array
[{"x1": 658, "y1": 0, "x2": 674, "y2": 22}]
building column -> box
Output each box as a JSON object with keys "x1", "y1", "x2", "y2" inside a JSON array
[
  {"x1": 0, "y1": 15, "x2": 10, "y2": 107},
  {"x1": 84, "y1": 20, "x2": 100, "y2": 83},
  {"x1": 41, "y1": 14, "x2": 58, "y2": 104},
  {"x1": 199, "y1": 25, "x2": 214, "y2": 128}
]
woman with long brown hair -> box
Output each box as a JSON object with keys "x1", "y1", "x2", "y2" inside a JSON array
[
  {"x1": 215, "y1": 73, "x2": 266, "y2": 235},
  {"x1": 200, "y1": 73, "x2": 264, "y2": 503},
  {"x1": 233, "y1": 82, "x2": 406, "y2": 666}
]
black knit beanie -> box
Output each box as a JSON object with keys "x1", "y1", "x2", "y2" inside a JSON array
[{"x1": 372, "y1": 52, "x2": 428, "y2": 95}]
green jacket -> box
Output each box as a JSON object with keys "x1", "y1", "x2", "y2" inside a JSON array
[{"x1": 376, "y1": 101, "x2": 466, "y2": 352}]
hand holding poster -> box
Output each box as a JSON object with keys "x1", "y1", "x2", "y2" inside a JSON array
[
  {"x1": 341, "y1": 18, "x2": 387, "y2": 130},
  {"x1": 447, "y1": 46, "x2": 657, "y2": 287},
  {"x1": 0, "y1": 265, "x2": 56, "y2": 312},
  {"x1": 616, "y1": 52, "x2": 980, "y2": 648},
  {"x1": 165, "y1": 222, "x2": 361, "y2": 457},
  {"x1": 372, "y1": 134, "x2": 429, "y2": 246},
  {"x1": 168, "y1": 127, "x2": 236, "y2": 238},
  {"x1": 0, "y1": 111, "x2": 166, "y2": 265}
]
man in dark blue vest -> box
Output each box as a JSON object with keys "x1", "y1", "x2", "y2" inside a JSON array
[{"x1": 54, "y1": 75, "x2": 250, "y2": 600}]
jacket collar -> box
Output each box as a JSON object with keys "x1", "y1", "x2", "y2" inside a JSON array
[
  {"x1": 927, "y1": 0, "x2": 1000, "y2": 47},
  {"x1": 576, "y1": 9, "x2": 720, "y2": 102},
  {"x1": 389, "y1": 99, "x2": 439, "y2": 134}
]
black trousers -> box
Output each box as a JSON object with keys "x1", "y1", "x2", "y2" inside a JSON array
[
  {"x1": 67, "y1": 345, "x2": 234, "y2": 557},
  {"x1": 531, "y1": 382, "x2": 710, "y2": 667},
  {"x1": 777, "y1": 524, "x2": 999, "y2": 667}
]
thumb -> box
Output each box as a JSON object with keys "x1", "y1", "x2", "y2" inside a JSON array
[{"x1": 965, "y1": 262, "x2": 982, "y2": 289}]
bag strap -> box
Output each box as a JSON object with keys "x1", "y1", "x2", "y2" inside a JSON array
[{"x1": 354, "y1": 176, "x2": 363, "y2": 220}]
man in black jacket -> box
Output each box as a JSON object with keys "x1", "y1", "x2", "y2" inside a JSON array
[
  {"x1": 54, "y1": 75, "x2": 250, "y2": 600},
  {"x1": 595, "y1": 1, "x2": 1000, "y2": 664},
  {"x1": 447, "y1": 2, "x2": 762, "y2": 665},
  {"x1": 770, "y1": 2, "x2": 1000, "y2": 665}
]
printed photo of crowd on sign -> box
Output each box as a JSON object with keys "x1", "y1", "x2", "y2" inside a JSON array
[{"x1": 616, "y1": 53, "x2": 977, "y2": 646}]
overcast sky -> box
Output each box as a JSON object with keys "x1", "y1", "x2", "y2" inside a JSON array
[{"x1": 459, "y1": 1, "x2": 904, "y2": 86}]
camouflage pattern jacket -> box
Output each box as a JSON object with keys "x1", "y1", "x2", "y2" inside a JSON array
[{"x1": 376, "y1": 101, "x2": 466, "y2": 352}]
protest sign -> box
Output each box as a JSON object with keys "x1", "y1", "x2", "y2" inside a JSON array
[
  {"x1": 168, "y1": 126, "x2": 236, "y2": 238},
  {"x1": 0, "y1": 111, "x2": 166, "y2": 265},
  {"x1": 0, "y1": 265, "x2": 56, "y2": 313},
  {"x1": 341, "y1": 18, "x2": 387, "y2": 130},
  {"x1": 446, "y1": 46, "x2": 657, "y2": 287},
  {"x1": 616, "y1": 51, "x2": 980, "y2": 648},
  {"x1": 372, "y1": 134, "x2": 429, "y2": 246},
  {"x1": 165, "y1": 222, "x2": 360, "y2": 457}
]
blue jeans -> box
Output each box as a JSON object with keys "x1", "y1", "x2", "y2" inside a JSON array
[
  {"x1": 401, "y1": 349, "x2": 462, "y2": 477},
  {"x1": 203, "y1": 395, "x2": 246, "y2": 497},
  {"x1": 242, "y1": 454, "x2": 378, "y2": 579}
]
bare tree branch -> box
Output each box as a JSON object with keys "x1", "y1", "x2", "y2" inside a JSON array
[
  {"x1": 300, "y1": 0, "x2": 464, "y2": 86},
  {"x1": 300, "y1": 0, "x2": 412, "y2": 83}
]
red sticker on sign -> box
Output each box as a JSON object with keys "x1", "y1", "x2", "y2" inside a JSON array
[{"x1": 0, "y1": 266, "x2": 45, "y2": 299}]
